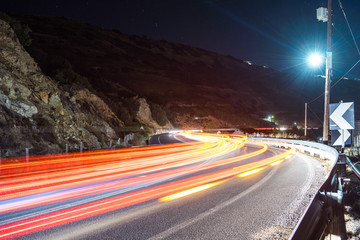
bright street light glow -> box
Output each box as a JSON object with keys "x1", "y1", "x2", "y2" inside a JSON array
[{"x1": 307, "y1": 53, "x2": 323, "y2": 67}]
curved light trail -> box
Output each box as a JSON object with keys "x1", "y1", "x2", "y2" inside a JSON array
[{"x1": 0, "y1": 132, "x2": 293, "y2": 239}]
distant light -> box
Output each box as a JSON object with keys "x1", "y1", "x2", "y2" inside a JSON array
[{"x1": 307, "y1": 53, "x2": 323, "y2": 67}]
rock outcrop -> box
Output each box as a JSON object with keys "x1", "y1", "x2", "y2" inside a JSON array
[
  {"x1": 135, "y1": 97, "x2": 173, "y2": 130},
  {"x1": 0, "y1": 19, "x2": 124, "y2": 157}
]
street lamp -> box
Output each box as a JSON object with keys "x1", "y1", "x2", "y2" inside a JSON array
[
  {"x1": 316, "y1": 0, "x2": 333, "y2": 145},
  {"x1": 307, "y1": 53, "x2": 324, "y2": 68}
]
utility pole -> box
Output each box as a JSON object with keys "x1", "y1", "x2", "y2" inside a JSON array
[
  {"x1": 323, "y1": 0, "x2": 333, "y2": 144},
  {"x1": 305, "y1": 103, "x2": 308, "y2": 137}
]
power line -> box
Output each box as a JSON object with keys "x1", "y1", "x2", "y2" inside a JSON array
[
  {"x1": 331, "y1": 59, "x2": 360, "y2": 88},
  {"x1": 307, "y1": 89, "x2": 324, "y2": 104},
  {"x1": 338, "y1": 0, "x2": 360, "y2": 56},
  {"x1": 307, "y1": 59, "x2": 360, "y2": 104},
  {"x1": 308, "y1": 105, "x2": 323, "y2": 125},
  {"x1": 307, "y1": 0, "x2": 360, "y2": 105}
]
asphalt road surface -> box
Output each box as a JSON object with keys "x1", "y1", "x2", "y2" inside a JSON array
[
  {"x1": 149, "y1": 133, "x2": 190, "y2": 145},
  {"x1": 1, "y1": 133, "x2": 325, "y2": 240}
]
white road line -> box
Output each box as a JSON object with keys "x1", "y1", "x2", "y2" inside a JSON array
[
  {"x1": 147, "y1": 166, "x2": 278, "y2": 240},
  {"x1": 173, "y1": 135, "x2": 186, "y2": 143},
  {"x1": 252, "y1": 153, "x2": 316, "y2": 239}
]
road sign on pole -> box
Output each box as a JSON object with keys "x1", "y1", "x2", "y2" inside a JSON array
[
  {"x1": 329, "y1": 102, "x2": 354, "y2": 130},
  {"x1": 331, "y1": 129, "x2": 351, "y2": 146},
  {"x1": 329, "y1": 102, "x2": 354, "y2": 147}
]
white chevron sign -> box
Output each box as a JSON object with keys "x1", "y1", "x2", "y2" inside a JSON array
[
  {"x1": 332, "y1": 129, "x2": 351, "y2": 146},
  {"x1": 329, "y1": 102, "x2": 354, "y2": 130}
]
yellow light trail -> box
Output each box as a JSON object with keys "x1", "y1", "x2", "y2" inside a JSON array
[
  {"x1": 270, "y1": 160, "x2": 284, "y2": 166},
  {"x1": 0, "y1": 136, "x2": 244, "y2": 200},
  {"x1": 0, "y1": 131, "x2": 295, "y2": 239},
  {"x1": 159, "y1": 180, "x2": 226, "y2": 202},
  {"x1": 238, "y1": 167, "x2": 266, "y2": 177}
]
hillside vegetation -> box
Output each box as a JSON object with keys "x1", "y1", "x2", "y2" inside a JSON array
[
  {"x1": 15, "y1": 14, "x2": 314, "y2": 129},
  {"x1": 2, "y1": 13, "x2": 360, "y2": 155},
  {"x1": 0, "y1": 15, "x2": 170, "y2": 157}
]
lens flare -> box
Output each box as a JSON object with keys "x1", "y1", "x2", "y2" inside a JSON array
[{"x1": 307, "y1": 53, "x2": 323, "y2": 67}]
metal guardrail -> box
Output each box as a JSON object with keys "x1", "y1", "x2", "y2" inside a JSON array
[
  {"x1": 248, "y1": 138, "x2": 347, "y2": 240},
  {"x1": 290, "y1": 153, "x2": 347, "y2": 240},
  {"x1": 248, "y1": 137, "x2": 338, "y2": 162}
]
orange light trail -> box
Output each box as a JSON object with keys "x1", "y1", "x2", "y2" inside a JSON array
[
  {"x1": 270, "y1": 160, "x2": 284, "y2": 166},
  {"x1": 238, "y1": 167, "x2": 266, "y2": 177},
  {"x1": 159, "y1": 180, "x2": 226, "y2": 202},
  {"x1": 0, "y1": 132, "x2": 293, "y2": 239},
  {"x1": 0, "y1": 137, "x2": 244, "y2": 200}
]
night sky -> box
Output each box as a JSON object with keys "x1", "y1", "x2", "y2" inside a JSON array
[{"x1": 1, "y1": 0, "x2": 360, "y2": 78}]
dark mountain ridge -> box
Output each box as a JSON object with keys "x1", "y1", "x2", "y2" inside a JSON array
[{"x1": 13, "y1": 14, "x2": 360, "y2": 130}]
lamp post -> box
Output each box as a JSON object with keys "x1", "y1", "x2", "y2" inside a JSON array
[
  {"x1": 323, "y1": 0, "x2": 333, "y2": 145},
  {"x1": 316, "y1": 0, "x2": 333, "y2": 145},
  {"x1": 304, "y1": 102, "x2": 307, "y2": 137}
]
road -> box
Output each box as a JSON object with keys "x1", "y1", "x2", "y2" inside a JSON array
[
  {"x1": 149, "y1": 132, "x2": 189, "y2": 145},
  {"x1": 0, "y1": 132, "x2": 325, "y2": 239}
]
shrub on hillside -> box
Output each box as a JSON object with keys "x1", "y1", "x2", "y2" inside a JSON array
[
  {"x1": 0, "y1": 133, "x2": 16, "y2": 149},
  {"x1": 150, "y1": 104, "x2": 168, "y2": 126},
  {"x1": 43, "y1": 55, "x2": 94, "y2": 91},
  {"x1": 123, "y1": 98, "x2": 140, "y2": 118},
  {"x1": 108, "y1": 101, "x2": 133, "y2": 125},
  {"x1": 0, "y1": 12, "x2": 32, "y2": 47}
]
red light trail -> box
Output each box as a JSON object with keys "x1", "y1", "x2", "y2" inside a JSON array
[{"x1": 0, "y1": 133, "x2": 293, "y2": 239}]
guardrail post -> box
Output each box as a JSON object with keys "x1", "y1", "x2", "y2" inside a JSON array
[
  {"x1": 323, "y1": 185, "x2": 347, "y2": 240},
  {"x1": 80, "y1": 142, "x2": 83, "y2": 153},
  {"x1": 337, "y1": 153, "x2": 347, "y2": 177},
  {"x1": 25, "y1": 148, "x2": 29, "y2": 164},
  {"x1": 330, "y1": 201, "x2": 347, "y2": 240},
  {"x1": 65, "y1": 144, "x2": 69, "y2": 153}
]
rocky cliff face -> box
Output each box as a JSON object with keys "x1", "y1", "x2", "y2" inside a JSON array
[
  {"x1": 0, "y1": 19, "x2": 127, "y2": 157},
  {"x1": 135, "y1": 97, "x2": 173, "y2": 130}
]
